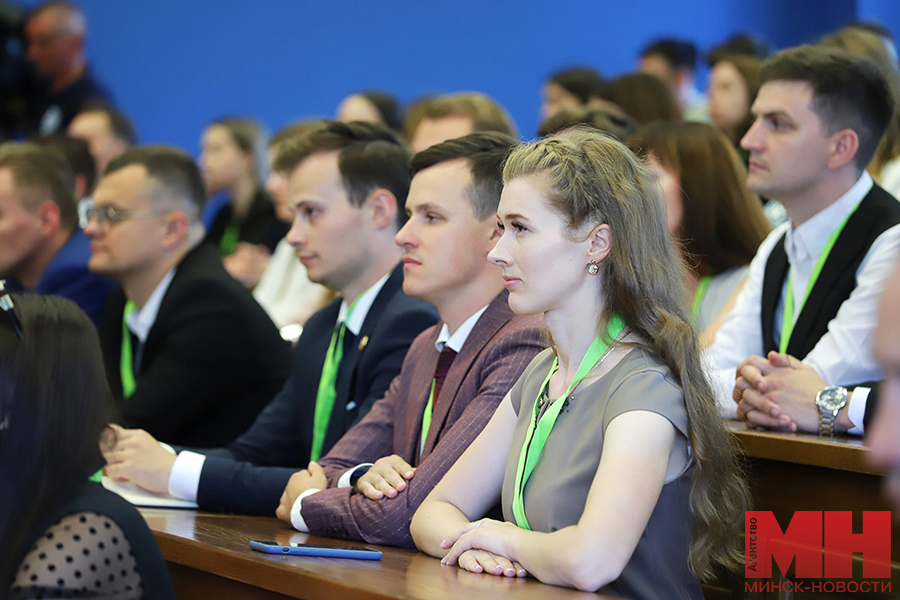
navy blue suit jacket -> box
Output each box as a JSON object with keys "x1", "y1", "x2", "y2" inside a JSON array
[
  {"x1": 193, "y1": 264, "x2": 438, "y2": 515},
  {"x1": 35, "y1": 229, "x2": 115, "y2": 326}
]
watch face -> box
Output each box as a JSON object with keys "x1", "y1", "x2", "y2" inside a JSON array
[{"x1": 817, "y1": 387, "x2": 847, "y2": 411}]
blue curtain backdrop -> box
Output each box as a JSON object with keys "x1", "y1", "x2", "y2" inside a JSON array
[{"x1": 15, "y1": 0, "x2": 900, "y2": 153}]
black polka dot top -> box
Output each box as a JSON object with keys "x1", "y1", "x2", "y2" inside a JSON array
[{"x1": 11, "y1": 512, "x2": 142, "y2": 599}]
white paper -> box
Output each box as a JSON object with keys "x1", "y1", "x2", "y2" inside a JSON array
[{"x1": 102, "y1": 476, "x2": 198, "y2": 509}]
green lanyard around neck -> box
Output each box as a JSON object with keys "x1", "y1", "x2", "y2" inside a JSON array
[
  {"x1": 511, "y1": 314, "x2": 626, "y2": 530},
  {"x1": 691, "y1": 275, "x2": 711, "y2": 325},
  {"x1": 420, "y1": 380, "x2": 437, "y2": 457},
  {"x1": 218, "y1": 221, "x2": 240, "y2": 256},
  {"x1": 120, "y1": 300, "x2": 138, "y2": 398},
  {"x1": 310, "y1": 295, "x2": 362, "y2": 461},
  {"x1": 779, "y1": 201, "x2": 861, "y2": 353}
]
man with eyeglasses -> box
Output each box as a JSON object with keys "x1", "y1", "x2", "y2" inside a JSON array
[
  {"x1": 84, "y1": 145, "x2": 293, "y2": 448},
  {"x1": 0, "y1": 142, "x2": 114, "y2": 325}
]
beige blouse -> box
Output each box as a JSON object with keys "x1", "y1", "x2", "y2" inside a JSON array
[{"x1": 500, "y1": 347, "x2": 702, "y2": 600}]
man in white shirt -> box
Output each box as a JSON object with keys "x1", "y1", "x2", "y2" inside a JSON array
[
  {"x1": 273, "y1": 133, "x2": 545, "y2": 547},
  {"x1": 707, "y1": 45, "x2": 900, "y2": 436}
]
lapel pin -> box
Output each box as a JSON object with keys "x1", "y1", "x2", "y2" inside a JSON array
[{"x1": 358, "y1": 336, "x2": 369, "y2": 351}]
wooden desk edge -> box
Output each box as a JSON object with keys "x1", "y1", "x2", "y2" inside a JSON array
[{"x1": 727, "y1": 425, "x2": 884, "y2": 476}]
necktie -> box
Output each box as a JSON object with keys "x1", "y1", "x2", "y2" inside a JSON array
[{"x1": 420, "y1": 347, "x2": 457, "y2": 457}]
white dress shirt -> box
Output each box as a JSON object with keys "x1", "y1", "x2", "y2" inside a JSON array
[
  {"x1": 705, "y1": 172, "x2": 900, "y2": 433},
  {"x1": 166, "y1": 273, "x2": 391, "y2": 502},
  {"x1": 126, "y1": 269, "x2": 176, "y2": 343},
  {"x1": 289, "y1": 305, "x2": 489, "y2": 533}
]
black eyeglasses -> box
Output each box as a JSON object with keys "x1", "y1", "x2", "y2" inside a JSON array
[{"x1": 0, "y1": 280, "x2": 23, "y2": 339}]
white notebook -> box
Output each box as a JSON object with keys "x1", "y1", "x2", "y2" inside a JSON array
[{"x1": 102, "y1": 477, "x2": 198, "y2": 509}]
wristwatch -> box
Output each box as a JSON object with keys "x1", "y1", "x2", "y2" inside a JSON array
[{"x1": 815, "y1": 385, "x2": 848, "y2": 437}]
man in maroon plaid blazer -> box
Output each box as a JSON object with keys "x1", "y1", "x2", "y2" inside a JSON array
[{"x1": 275, "y1": 132, "x2": 545, "y2": 547}]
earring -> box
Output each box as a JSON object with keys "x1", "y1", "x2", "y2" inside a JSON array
[{"x1": 587, "y1": 260, "x2": 599, "y2": 275}]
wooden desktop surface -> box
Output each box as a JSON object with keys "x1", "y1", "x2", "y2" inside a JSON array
[
  {"x1": 727, "y1": 424, "x2": 898, "y2": 591},
  {"x1": 141, "y1": 508, "x2": 616, "y2": 600},
  {"x1": 141, "y1": 428, "x2": 894, "y2": 598}
]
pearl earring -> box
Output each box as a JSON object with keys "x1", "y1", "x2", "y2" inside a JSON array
[{"x1": 587, "y1": 260, "x2": 599, "y2": 275}]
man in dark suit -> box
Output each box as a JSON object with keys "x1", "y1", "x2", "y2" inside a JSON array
[
  {"x1": 706, "y1": 46, "x2": 900, "y2": 436},
  {"x1": 0, "y1": 142, "x2": 113, "y2": 325},
  {"x1": 102, "y1": 122, "x2": 438, "y2": 513},
  {"x1": 84, "y1": 146, "x2": 291, "y2": 447},
  {"x1": 274, "y1": 133, "x2": 545, "y2": 547}
]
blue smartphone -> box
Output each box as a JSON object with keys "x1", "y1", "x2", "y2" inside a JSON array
[{"x1": 249, "y1": 540, "x2": 382, "y2": 560}]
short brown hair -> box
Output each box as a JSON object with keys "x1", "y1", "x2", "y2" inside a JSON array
[
  {"x1": 105, "y1": 146, "x2": 206, "y2": 223},
  {"x1": 273, "y1": 120, "x2": 411, "y2": 228},
  {"x1": 410, "y1": 131, "x2": 518, "y2": 221},
  {"x1": 269, "y1": 120, "x2": 328, "y2": 152},
  {"x1": 404, "y1": 93, "x2": 517, "y2": 141},
  {"x1": 77, "y1": 101, "x2": 138, "y2": 145},
  {"x1": 0, "y1": 142, "x2": 78, "y2": 231},
  {"x1": 628, "y1": 121, "x2": 770, "y2": 275},
  {"x1": 32, "y1": 135, "x2": 96, "y2": 195},
  {"x1": 760, "y1": 45, "x2": 894, "y2": 170}
]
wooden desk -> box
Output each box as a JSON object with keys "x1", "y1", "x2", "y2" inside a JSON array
[
  {"x1": 727, "y1": 425, "x2": 898, "y2": 592},
  {"x1": 141, "y1": 509, "x2": 615, "y2": 600}
]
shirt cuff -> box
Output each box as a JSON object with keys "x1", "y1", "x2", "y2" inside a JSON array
[
  {"x1": 337, "y1": 463, "x2": 375, "y2": 489},
  {"x1": 159, "y1": 442, "x2": 176, "y2": 455},
  {"x1": 167, "y1": 451, "x2": 206, "y2": 502},
  {"x1": 290, "y1": 488, "x2": 322, "y2": 532},
  {"x1": 847, "y1": 387, "x2": 869, "y2": 435}
]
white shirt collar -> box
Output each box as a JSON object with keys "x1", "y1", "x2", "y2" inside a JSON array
[
  {"x1": 434, "y1": 305, "x2": 489, "y2": 353},
  {"x1": 338, "y1": 273, "x2": 390, "y2": 335},
  {"x1": 126, "y1": 268, "x2": 176, "y2": 343},
  {"x1": 784, "y1": 172, "x2": 873, "y2": 268}
]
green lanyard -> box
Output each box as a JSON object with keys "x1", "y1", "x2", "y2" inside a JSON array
[
  {"x1": 310, "y1": 296, "x2": 361, "y2": 461},
  {"x1": 120, "y1": 300, "x2": 138, "y2": 398},
  {"x1": 420, "y1": 380, "x2": 437, "y2": 457},
  {"x1": 779, "y1": 202, "x2": 860, "y2": 353},
  {"x1": 219, "y1": 221, "x2": 240, "y2": 256},
  {"x1": 691, "y1": 275, "x2": 711, "y2": 325},
  {"x1": 511, "y1": 315, "x2": 626, "y2": 530}
]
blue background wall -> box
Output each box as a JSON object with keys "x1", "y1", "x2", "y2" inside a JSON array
[{"x1": 16, "y1": 1, "x2": 900, "y2": 154}]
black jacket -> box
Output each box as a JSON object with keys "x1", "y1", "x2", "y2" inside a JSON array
[{"x1": 99, "y1": 243, "x2": 292, "y2": 447}]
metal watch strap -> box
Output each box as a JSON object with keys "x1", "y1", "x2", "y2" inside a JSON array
[{"x1": 818, "y1": 409, "x2": 837, "y2": 437}]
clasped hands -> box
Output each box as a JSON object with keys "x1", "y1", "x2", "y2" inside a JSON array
[
  {"x1": 275, "y1": 454, "x2": 418, "y2": 523},
  {"x1": 440, "y1": 519, "x2": 527, "y2": 578},
  {"x1": 732, "y1": 351, "x2": 826, "y2": 432}
]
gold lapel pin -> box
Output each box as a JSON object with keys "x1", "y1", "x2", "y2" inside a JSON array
[{"x1": 358, "y1": 336, "x2": 369, "y2": 351}]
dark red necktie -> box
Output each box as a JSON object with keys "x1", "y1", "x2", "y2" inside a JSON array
[{"x1": 433, "y1": 347, "x2": 457, "y2": 401}]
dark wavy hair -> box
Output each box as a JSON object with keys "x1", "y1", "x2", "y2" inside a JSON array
[{"x1": 0, "y1": 295, "x2": 117, "y2": 589}]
